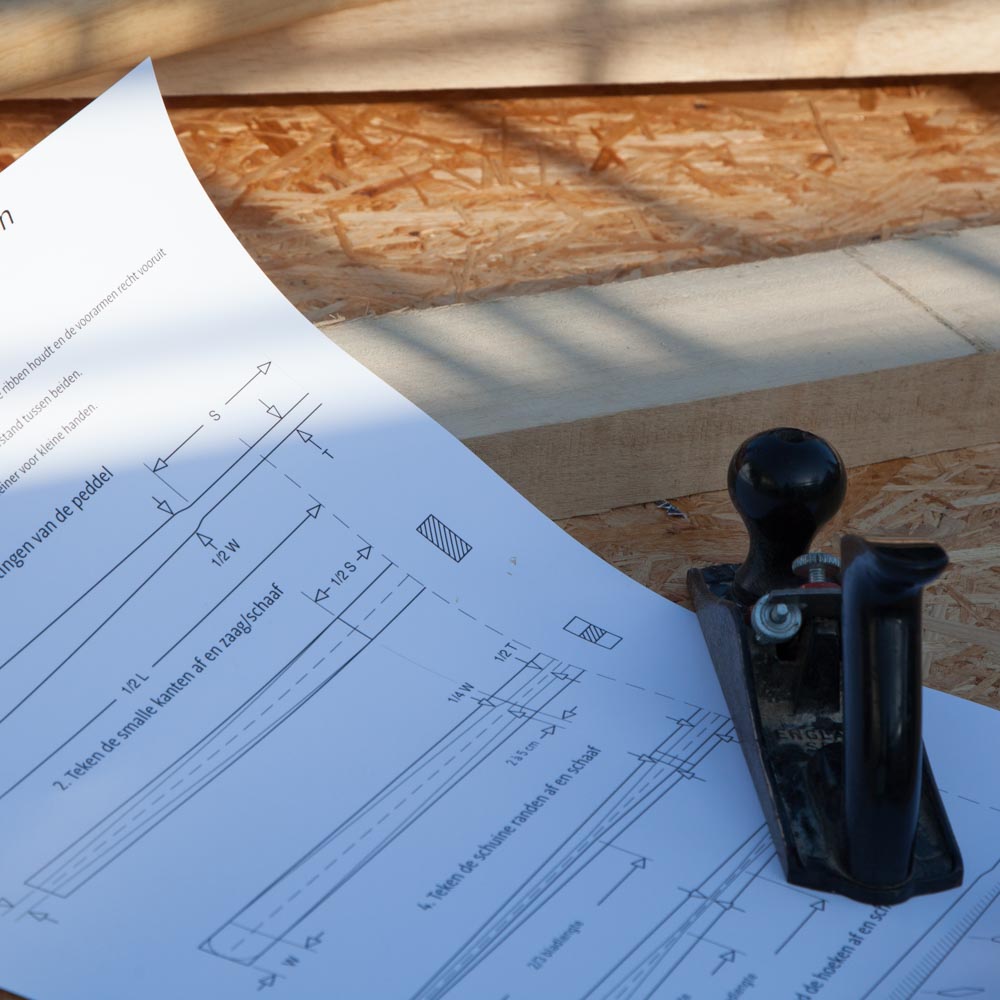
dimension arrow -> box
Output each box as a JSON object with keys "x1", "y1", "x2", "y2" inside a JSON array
[
  {"x1": 196, "y1": 532, "x2": 215, "y2": 549},
  {"x1": 552, "y1": 667, "x2": 579, "y2": 681},
  {"x1": 304, "y1": 933, "x2": 324, "y2": 951},
  {"x1": 260, "y1": 399, "x2": 283, "y2": 420},
  {"x1": 925, "y1": 990, "x2": 994, "y2": 998},
  {"x1": 313, "y1": 588, "x2": 330, "y2": 603},
  {"x1": 540, "y1": 724, "x2": 557, "y2": 737},
  {"x1": 154, "y1": 497, "x2": 174, "y2": 516},
  {"x1": 296, "y1": 426, "x2": 332, "y2": 458},
  {"x1": 560, "y1": 706, "x2": 577, "y2": 720},
  {"x1": 306, "y1": 504, "x2": 322, "y2": 519},
  {"x1": 225, "y1": 361, "x2": 271, "y2": 405},
  {"x1": 775, "y1": 899, "x2": 826, "y2": 955},
  {"x1": 712, "y1": 949, "x2": 737, "y2": 976},
  {"x1": 598, "y1": 856, "x2": 648, "y2": 906},
  {"x1": 147, "y1": 505, "x2": 324, "y2": 678},
  {"x1": 356, "y1": 545, "x2": 372, "y2": 561},
  {"x1": 151, "y1": 424, "x2": 203, "y2": 471}
]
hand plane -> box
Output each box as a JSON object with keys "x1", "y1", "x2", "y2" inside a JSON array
[{"x1": 686, "y1": 427, "x2": 962, "y2": 904}]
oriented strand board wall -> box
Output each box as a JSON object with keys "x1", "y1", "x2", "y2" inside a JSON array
[
  {"x1": 26, "y1": 0, "x2": 1000, "y2": 97},
  {"x1": 7, "y1": 80, "x2": 1000, "y2": 324}
]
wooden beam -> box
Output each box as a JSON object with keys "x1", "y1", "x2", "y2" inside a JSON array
[
  {"x1": 468, "y1": 353, "x2": 1000, "y2": 518},
  {"x1": 317, "y1": 225, "x2": 1000, "y2": 518},
  {"x1": 0, "y1": 0, "x2": 384, "y2": 99},
  {"x1": 25, "y1": 0, "x2": 1000, "y2": 98}
]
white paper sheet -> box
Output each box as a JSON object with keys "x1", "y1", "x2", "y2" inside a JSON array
[{"x1": 0, "y1": 63, "x2": 997, "y2": 1000}]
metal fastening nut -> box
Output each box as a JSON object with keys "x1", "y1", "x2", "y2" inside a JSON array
[
  {"x1": 792, "y1": 551, "x2": 841, "y2": 584},
  {"x1": 752, "y1": 596, "x2": 803, "y2": 644}
]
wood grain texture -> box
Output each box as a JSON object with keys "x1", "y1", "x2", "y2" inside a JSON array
[
  {"x1": 466, "y1": 352, "x2": 1000, "y2": 518},
  {"x1": 315, "y1": 222, "x2": 1000, "y2": 516},
  {"x1": 320, "y1": 240, "x2": 979, "y2": 440},
  {"x1": 0, "y1": 0, "x2": 379, "y2": 98},
  {"x1": 7, "y1": 80, "x2": 1000, "y2": 323},
  {"x1": 24, "y1": 0, "x2": 1000, "y2": 97}
]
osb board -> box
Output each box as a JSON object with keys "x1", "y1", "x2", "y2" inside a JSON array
[
  {"x1": 26, "y1": 0, "x2": 1000, "y2": 98},
  {"x1": 560, "y1": 443, "x2": 1000, "y2": 712},
  {"x1": 5, "y1": 79, "x2": 1000, "y2": 322}
]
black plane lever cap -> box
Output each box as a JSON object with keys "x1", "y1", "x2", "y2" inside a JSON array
[{"x1": 729, "y1": 428, "x2": 846, "y2": 604}]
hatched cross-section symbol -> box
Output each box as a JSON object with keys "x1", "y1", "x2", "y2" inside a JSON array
[
  {"x1": 416, "y1": 514, "x2": 472, "y2": 563},
  {"x1": 564, "y1": 615, "x2": 623, "y2": 649}
]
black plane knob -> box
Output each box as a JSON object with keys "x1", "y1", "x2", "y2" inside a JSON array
[{"x1": 729, "y1": 427, "x2": 846, "y2": 605}]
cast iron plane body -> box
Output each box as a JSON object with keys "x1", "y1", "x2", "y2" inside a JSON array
[{"x1": 687, "y1": 428, "x2": 962, "y2": 905}]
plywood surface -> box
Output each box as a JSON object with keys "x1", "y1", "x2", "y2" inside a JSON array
[
  {"x1": 6, "y1": 78, "x2": 1000, "y2": 323},
  {"x1": 24, "y1": 0, "x2": 1000, "y2": 97}
]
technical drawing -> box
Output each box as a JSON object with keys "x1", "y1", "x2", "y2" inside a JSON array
[
  {"x1": 417, "y1": 515, "x2": 472, "y2": 563},
  {"x1": 148, "y1": 424, "x2": 204, "y2": 473},
  {"x1": 0, "y1": 889, "x2": 61, "y2": 928},
  {"x1": 412, "y1": 707, "x2": 736, "y2": 999},
  {"x1": 564, "y1": 616, "x2": 622, "y2": 650},
  {"x1": 27, "y1": 561, "x2": 423, "y2": 899},
  {"x1": 0, "y1": 358, "x2": 993, "y2": 1000},
  {"x1": 202, "y1": 653, "x2": 583, "y2": 966},
  {"x1": 0, "y1": 391, "x2": 316, "y2": 722},
  {"x1": 864, "y1": 857, "x2": 1000, "y2": 999},
  {"x1": 596, "y1": 855, "x2": 648, "y2": 906},
  {"x1": 585, "y1": 828, "x2": 774, "y2": 999},
  {"x1": 225, "y1": 362, "x2": 271, "y2": 405}
]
